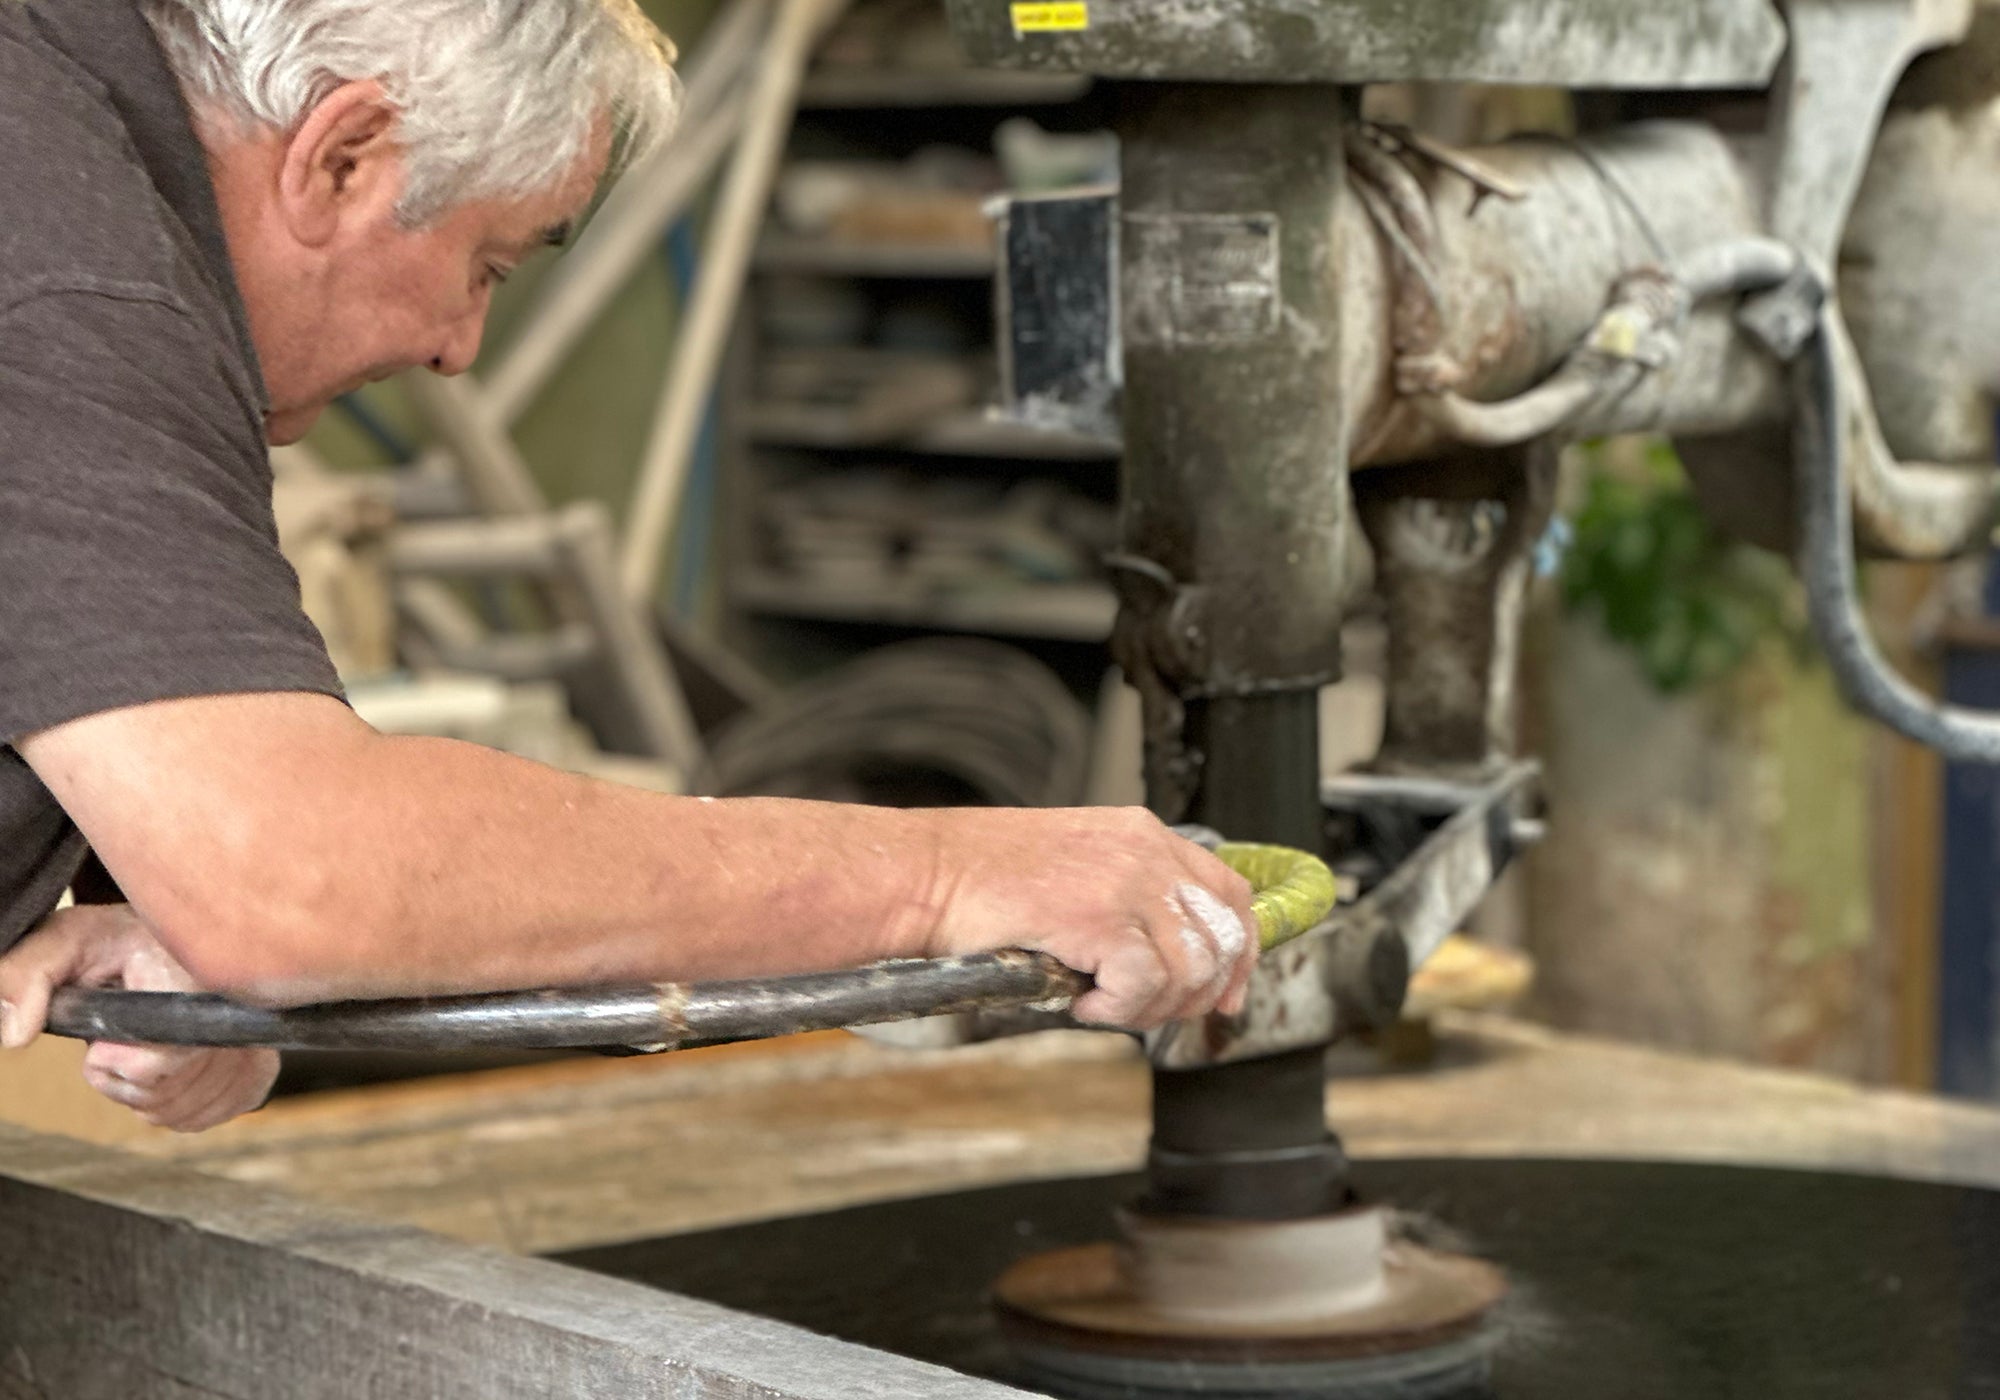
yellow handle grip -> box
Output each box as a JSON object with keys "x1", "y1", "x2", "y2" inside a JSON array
[{"x1": 1215, "y1": 842, "x2": 1340, "y2": 951}]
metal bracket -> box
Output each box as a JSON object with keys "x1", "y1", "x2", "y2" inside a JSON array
[
  {"x1": 1146, "y1": 763, "x2": 1541, "y2": 1070},
  {"x1": 941, "y1": 0, "x2": 1786, "y2": 88},
  {"x1": 1766, "y1": 0, "x2": 1973, "y2": 266}
]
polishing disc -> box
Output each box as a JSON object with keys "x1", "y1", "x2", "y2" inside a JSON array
[{"x1": 992, "y1": 1207, "x2": 1507, "y2": 1398}]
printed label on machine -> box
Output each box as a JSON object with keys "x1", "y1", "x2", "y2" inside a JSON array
[
  {"x1": 1124, "y1": 213, "x2": 1283, "y2": 348},
  {"x1": 1010, "y1": 2, "x2": 1089, "y2": 34}
]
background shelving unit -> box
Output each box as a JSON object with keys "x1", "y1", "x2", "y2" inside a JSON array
[{"x1": 720, "y1": 0, "x2": 1120, "y2": 691}]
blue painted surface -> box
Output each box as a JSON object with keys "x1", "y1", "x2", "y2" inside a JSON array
[
  {"x1": 1940, "y1": 573, "x2": 2000, "y2": 1095},
  {"x1": 665, "y1": 217, "x2": 720, "y2": 620},
  {"x1": 1937, "y1": 423, "x2": 2000, "y2": 1095}
]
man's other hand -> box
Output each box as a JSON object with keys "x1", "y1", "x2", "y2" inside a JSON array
[
  {"x1": 0, "y1": 904, "x2": 279, "y2": 1132},
  {"x1": 922, "y1": 808, "x2": 1260, "y2": 1030}
]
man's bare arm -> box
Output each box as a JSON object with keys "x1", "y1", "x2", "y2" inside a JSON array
[{"x1": 17, "y1": 691, "x2": 1258, "y2": 1026}]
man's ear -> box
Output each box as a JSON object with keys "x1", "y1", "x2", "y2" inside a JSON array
[{"x1": 277, "y1": 80, "x2": 404, "y2": 247}]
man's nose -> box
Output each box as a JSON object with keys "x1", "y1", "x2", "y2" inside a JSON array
[{"x1": 428, "y1": 307, "x2": 488, "y2": 377}]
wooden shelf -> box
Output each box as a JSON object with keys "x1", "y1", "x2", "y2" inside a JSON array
[
  {"x1": 733, "y1": 572, "x2": 1115, "y2": 642},
  {"x1": 798, "y1": 68, "x2": 1091, "y2": 110},
  {"x1": 754, "y1": 234, "x2": 995, "y2": 279},
  {"x1": 750, "y1": 410, "x2": 1118, "y2": 461}
]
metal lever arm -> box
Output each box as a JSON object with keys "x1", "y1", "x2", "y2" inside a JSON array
[{"x1": 44, "y1": 843, "x2": 1336, "y2": 1053}]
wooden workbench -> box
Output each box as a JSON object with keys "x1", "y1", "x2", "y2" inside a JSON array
[
  {"x1": 102, "y1": 1013, "x2": 2000, "y2": 1255},
  {"x1": 13, "y1": 1014, "x2": 2000, "y2": 1400}
]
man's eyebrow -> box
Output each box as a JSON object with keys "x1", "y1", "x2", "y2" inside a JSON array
[{"x1": 504, "y1": 222, "x2": 574, "y2": 258}]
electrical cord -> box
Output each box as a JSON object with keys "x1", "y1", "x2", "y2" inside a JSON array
[{"x1": 1789, "y1": 260, "x2": 2000, "y2": 762}]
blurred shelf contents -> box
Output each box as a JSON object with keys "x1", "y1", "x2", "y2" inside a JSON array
[
  {"x1": 735, "y1": 572, "x2": 1114, "y2": 642},
  {"x1": 726, "y1": 0, "x2": 1117, "y2": 666},
  {"x1": 745, "y1": 466, "x2": 1115, "y2": 641}
]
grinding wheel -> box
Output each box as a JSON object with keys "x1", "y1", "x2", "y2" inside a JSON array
[{"x1": 992, "y1": 1206, "x2": 1507, "y2": 1399}]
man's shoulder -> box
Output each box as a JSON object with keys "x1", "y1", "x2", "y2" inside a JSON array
[{"x1": 0, "y1": 13, "x2": 188, "y2": 314}]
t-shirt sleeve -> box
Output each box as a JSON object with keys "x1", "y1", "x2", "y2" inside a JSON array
[{"x1": 0, "y1": 288, "x2": 344, "y2": 742}]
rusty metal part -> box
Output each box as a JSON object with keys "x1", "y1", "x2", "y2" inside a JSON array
[
  {"x1": 1341, "y1": 125, "x2": 1778, "y2": 462},
  {"x1": 994, "y1": 115, "x2": 2000, "y2": 562},
  {"x1": 1358, "y1": 449, "x2": 1557, "y2": 776},
  {"x1": 993, "y1": 1211, "x2": 1506, "y2": 1397},
  {"x1": 940, "y1": 0, "x2": 1787, "y2": 89}
]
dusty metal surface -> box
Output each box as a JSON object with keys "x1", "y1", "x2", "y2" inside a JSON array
[
  {"x1": 1843, "y1": 1, "x2": 2000, "y2": 467},
  {"x1": 990, "y1": 109, "x2": 2000, "y2": 562},
  {"x1": 941, "y1": 0, "x2": 1787, "y2": 88},
  {"x1": 1109, "y1": 82, "x2": 1353, "y2": 822},
  {"x1": 1358, "y1": 451, "x2": 1555, "y2": 777},
  {"x1": 1110, "y1": 78, "x2": 1356, "y2": 1224},
  {"x1": 1764, "y1": 0, "x2": 1972, "y2": 266}
]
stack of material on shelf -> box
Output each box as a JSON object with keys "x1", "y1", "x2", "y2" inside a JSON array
[
  {"x1": 758, "y1": 470, "x2": 1115, "y2": 595},
  {"x1": 750, "y1": 347, "x2": 979, "y2": 443},
  {"x1": 775, "y1": 148, "x2": 1002, "y2": 252}
]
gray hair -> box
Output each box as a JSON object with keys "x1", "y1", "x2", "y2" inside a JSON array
[{"x1": 139, "y1": 0, "x2": 680, "y2": 225}]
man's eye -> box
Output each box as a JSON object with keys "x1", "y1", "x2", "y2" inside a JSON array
[{"x1": 482, "y1": 263, "x2": 512, "y2": 288}]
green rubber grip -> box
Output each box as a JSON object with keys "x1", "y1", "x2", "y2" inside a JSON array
[{"x1": 1215, "y1": 842, "x2": 1340, "y2": 951}]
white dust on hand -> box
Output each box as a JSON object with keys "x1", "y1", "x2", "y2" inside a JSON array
[{"x1": 1171, "y1": 881, "x2": 1252, "y2": 994}]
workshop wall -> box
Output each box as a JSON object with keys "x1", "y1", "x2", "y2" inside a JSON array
[{"x1": 1521, "y1": 447, "x2": 1911, "y2": 1084}]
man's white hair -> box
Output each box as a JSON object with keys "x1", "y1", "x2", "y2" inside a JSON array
[{"x1": 139, "y1": 0, "x2": 681, "y2": 224}]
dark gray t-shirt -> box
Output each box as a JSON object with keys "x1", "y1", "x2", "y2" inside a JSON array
[{"x1": 0, "y1": 0, "x2": 344, "y2": 949}]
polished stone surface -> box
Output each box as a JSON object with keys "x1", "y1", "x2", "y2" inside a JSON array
[{"x1": 559, "y1": 1158, "x2": 2000, "y2": 1399}]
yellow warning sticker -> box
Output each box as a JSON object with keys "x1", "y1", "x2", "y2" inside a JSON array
[{"x1": 1011, "y1": 2, "x2": 1089, "y2": 33}]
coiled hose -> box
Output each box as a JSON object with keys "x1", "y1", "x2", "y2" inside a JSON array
[
  {"x1": 45, "y1": 843, "x2": 1337, "y2": 1052},
  {"x1": 697, "y1": 638, "x2": 1092, "y2": 808}
]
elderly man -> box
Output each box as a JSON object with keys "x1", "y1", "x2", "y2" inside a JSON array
[{"x1": 0, "y1": 0, "x2": 1258, "y2": 1132}]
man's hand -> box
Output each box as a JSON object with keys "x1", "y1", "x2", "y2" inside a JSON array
[
  {"x1": 0, "y1": 904, "x2": 279, "y2": 1132},
  {"x1": 922, "y1": 807, "x2": 1260, "y2": 1029}
]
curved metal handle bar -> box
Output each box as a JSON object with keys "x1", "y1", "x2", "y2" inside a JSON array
[{"x1": 44, "y1": 844, "x2": 1337, "y2": 1053}]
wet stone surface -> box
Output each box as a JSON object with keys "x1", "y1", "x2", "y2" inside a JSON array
[{"x1": 556, "y1": 1158, "x2": 2000, "y2": 1399}]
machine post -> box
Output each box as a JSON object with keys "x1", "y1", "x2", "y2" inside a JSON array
[{"x1": 1109, "y1": 82, "x2": 1356, "y2": 1220}]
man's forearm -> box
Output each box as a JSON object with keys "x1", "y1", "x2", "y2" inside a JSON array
[
  {"x1": 231, "y1": 736, "x2": 947, "y2": 1003},
  {"x1": 24, "y1": 690, "x2": 1261, "y2": 1028},
  {"x1": 28, "y1": 696, "x2": 941, "y2": 1003}
]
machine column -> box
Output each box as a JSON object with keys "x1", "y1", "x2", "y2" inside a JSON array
[{"x1": 1109, "y1": 83, "x2": 1356, "y2": 1221}]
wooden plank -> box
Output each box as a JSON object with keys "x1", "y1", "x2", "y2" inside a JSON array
[{"x1": 0, "y1": 1122, "x2": 1036, "y2": 1400}]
